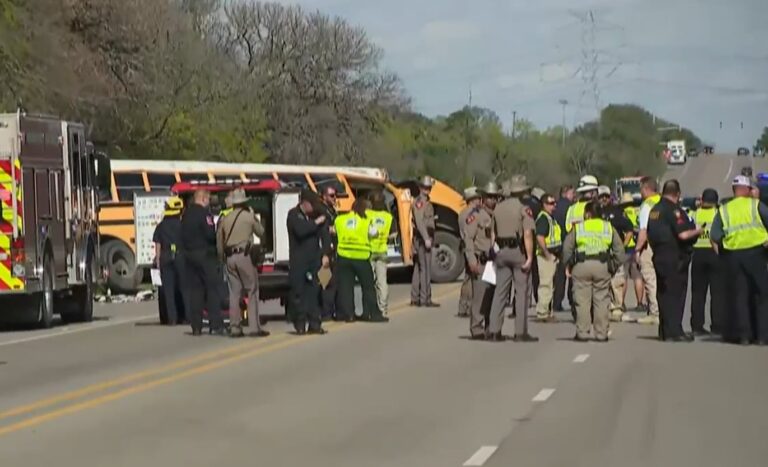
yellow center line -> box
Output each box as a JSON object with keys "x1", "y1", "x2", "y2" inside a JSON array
[{"x1": 0, "y1": 285, "x2": 460, "y2": 430}]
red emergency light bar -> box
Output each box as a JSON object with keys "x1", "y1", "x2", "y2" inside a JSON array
[{"x1": 171, "y1": 178, "x2": 284, "y2": 194}]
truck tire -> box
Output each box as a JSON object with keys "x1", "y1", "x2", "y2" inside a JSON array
[
  {"x1": 102, "y1": 240, "x2": 141, "y2": 293},
  {"x1": 431, "y1": 230, "x2": 463, "y2": 283},
  {"x1": 61, "y1": 257, "x2": 95, "y2": 323},
  {"x1": 34, "y1": 253, "x2": 55, "y2": 328}
]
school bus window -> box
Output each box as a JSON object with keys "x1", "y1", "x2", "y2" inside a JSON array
[
  {"x1": 213, "y1": 173, "x2": 244, "y2": 182},
  {"x1": 245, "y1": 173, "x2": 277, "y2": 181},
  {"x1": 276, "y1": 173, "x2": 309, "y2": 187},
  {"x1": 179, "y1": 172, "x2": 211, "y2": 182},
  {"x1": 309, "y1": 173, "x2": 347, "y2": 195},
  {"x1": 147, "y1": 172, "x2": 177, "y2": 191},
  {"x1": 114, "y1": 172, "x2": 146, "y2": 201}
]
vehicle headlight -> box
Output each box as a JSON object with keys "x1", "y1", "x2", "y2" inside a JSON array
[{"x1": 12, "y1": 263, "x2": 25, "y2": 277}]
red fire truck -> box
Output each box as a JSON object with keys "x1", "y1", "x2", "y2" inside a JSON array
[{"x1": 0, "y1": 111, "x2": 110, "y2": 327}]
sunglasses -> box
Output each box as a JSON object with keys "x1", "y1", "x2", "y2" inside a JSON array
[
  {"x1": 325, "y1": 193, "x2": 337, "y2": 198},
  {"x1": 544, "y1": 200, "x2": 556, "y2": 205}
]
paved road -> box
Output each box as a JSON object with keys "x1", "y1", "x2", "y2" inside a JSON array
[{"x1": 665, "y1": 152, "x2": 768, "y2": 197}]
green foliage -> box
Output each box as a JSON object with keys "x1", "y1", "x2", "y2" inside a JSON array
[{"x1": 756, "y1": 127, "x2": 768, "y2": 149}]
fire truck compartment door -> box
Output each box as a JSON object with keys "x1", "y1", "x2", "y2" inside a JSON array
[{"x1": 273, "y1": 191, "x2": 299, "y2": 263}]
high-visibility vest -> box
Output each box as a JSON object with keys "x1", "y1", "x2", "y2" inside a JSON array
[
  {"x1": 536, "y1": 211, "x2": 562, "y2": 255},
  {"x1": 719, "y1": 197, "x2": 768, "y2": 251},
  {"x1": 334, "y1": 212, "x2": 372, "y2": 260},
  {"x1": 565, "y1": 201, "x2": 587, "y2": 232},
  {"x1": 623, "y1": 206, "x2": 638, "y2": 248},
  {"x1": 691, "y1": 207, "x2": 716, "y2": 249},
  {"x1": 575, "y1": 218, "x2": 613, "y2": 255},
  {"x1": 366, "y1": 209, "x2": 393, "y2": 255},
  {"x1": 642, "y1": 193, "x2": 661, "y2": 211}
]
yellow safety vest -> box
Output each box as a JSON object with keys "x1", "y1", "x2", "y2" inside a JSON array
[
  {"x1": 623, "y1": 206, "x2": 638, "y2": 248},
  {"x1": 536, "y1": 211, "x2": 562, "y2": 255},
  {"x1": 565, "y1": 201, "x2": 587, "y2": 232},
  {"x1": 719, "y1": 197, "x2": 768, "y2": 251},
  {"x1": 575, "y1": 218, "x2": 613, "y2": 256},
  {"x1": 335, "y1": 212, "x2": 372, "y2": 260},
  {"x1": 220, "y1": 207, "x2": 234, "y2": 217},
  {"x1": 691, "y1": 207, "x2": 716, "y2": 249},
  {"x1": 366, "y1": 209, "x2": 393, "y2": 255},
  {"x1": 642, "y1": 193, "x2": 661, "y2": 210}
]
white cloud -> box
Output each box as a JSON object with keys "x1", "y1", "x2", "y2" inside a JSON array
[{"x1": 420, "y1": 19, "x2": 480, "y2": 43}]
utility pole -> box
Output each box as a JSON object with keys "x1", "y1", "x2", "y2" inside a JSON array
[
  {"x1": 559, "y1": 99, "x2": 568, "y2": 147},
  {"x1": 511, "y1": 110, "x2": 517, "y2": 141},
  {"x1": 461, "y1": 84, "x2": 473, "y2": 185}
]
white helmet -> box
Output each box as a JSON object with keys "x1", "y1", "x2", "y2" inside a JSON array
[{"x1": 576, "y1": 175, "x2": 599, "y2": 193}]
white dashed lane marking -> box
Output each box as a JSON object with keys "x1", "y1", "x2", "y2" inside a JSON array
[
  {"x1": 532, "y1": 388, "x2": 556, "y2": 402},
  {"x1": 573, "y1": 353, "x2": 590, "y2": 363},
  {"x1": 463, "y1": 446, "x2": 498, "y2": 466}
]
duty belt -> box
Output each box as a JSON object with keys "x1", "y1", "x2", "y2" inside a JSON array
[
  {"x1": 575, "y1": 252, "x2": 609, "y2": 263},
  {"x1": 225, "y1": 245, "x2": 248, "y2": 257},
  {"x1": 477, "y1": 253, "x2": 490, "y2": 263},
  {"x1": 497, "y1": 237, "x2": 520, "y2": 248}
]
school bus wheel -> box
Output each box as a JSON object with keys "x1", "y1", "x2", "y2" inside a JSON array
[{"x1": 430, "y1": 230, "x2": 463, "y2": 283}]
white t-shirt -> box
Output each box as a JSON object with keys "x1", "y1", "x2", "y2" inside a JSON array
[{"x1": 638, "y1": 203, "x2": 652, "y2": 230}]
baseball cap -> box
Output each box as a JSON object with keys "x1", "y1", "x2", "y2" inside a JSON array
[
  {"x1": 701, "y1": 188, "x2": 719, "y2": 204},
  {"x1": 597, "y1": 185, "x2": 611, "y2": 196},
  {"x1": 732, "y1": 175, "x2": 752, "y2": 187}
]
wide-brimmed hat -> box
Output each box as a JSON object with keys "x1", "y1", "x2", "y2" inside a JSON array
[
  {"x1": 576, "y1": 174, "x2": 599, "y2": 193},
  {"x1": 479, "y1": 181, "x2": 502, "y2": 196},
  {"x1": 230, "y1": 188, "x2": 249, "y2": 205},
  {"x1": 504, "y1": 175, "x2": 530, "y2": 194},
  {"x1": 164, "y1": 196, "x2": 183, "y2": 216},
  {"x1": 463, "y1": 186, "x2": 480, "y2": 200},
  {"x1": 419, "y1": 175, "x2": 436, "y2": 188}
]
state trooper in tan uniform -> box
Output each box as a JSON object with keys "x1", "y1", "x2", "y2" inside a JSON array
[
  {"x1": 216, "y1": 188, "x2": 268, "y2": 338},
  {"x1": 457, "y1": 186, "x2": 481, "y2": 317},
  {"x1": 466, "y1": 182, "x2": 501, "y2": 339},
  {"x1": 411, "y1": 175, "x2": 439, "y2": 307},
  {"x1": 487, "y1": 175, "x2": 538, "y2": 342}
]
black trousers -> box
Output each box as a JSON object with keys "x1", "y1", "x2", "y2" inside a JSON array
[
  {"x1": 690, "y1": 248, "x2": 725, "y2": 333},
  {"x1": 723, "y1": 248, "x2": 768, "y2": 342},
  {"x1": 321, "y1": 261, "x2": 338, "y2": 319},
  {"x1": 159, "y1": 260, "x2": 185, "y2": 325},
  {"x1": 337, "y1": 256, "x2": 381, "y2": 321},
  {"x1": 288, "y1": 268, "x2": 322, "y2": 332},
  {"x1": 654, "y1": 250, "x2": 689, "y2": 339},
  {"x1": 181, "y1": 249, "x2": 224, "y2": 332}
]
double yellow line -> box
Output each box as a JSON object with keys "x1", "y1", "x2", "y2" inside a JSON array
[{"x1": 0, "y1": 286, "x2": 459, "y2": 436}]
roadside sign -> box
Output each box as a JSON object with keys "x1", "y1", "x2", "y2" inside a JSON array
[{"x1": 133, "y1": 192, "x2": 171, "y2": 266}]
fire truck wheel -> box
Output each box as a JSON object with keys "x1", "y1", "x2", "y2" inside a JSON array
[
  {"x1": 430, "y1": 230, "x2": 463, "y2": 283},
  {"x1": 34, "y1": 254, "x2": 55, "y2": 329},
  {"x1": 61, "y1": 258, "x2": 95, "y2": 323},
  {"x1": 102, "y1": 240, "x2": 142, "y2": 293}
]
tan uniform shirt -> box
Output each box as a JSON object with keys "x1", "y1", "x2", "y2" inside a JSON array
[
  {"x1": 411, "y1": 194, "x2": 435, "y2": 241},
  {"x1": 493, "y1": 197, "x2": 534, "y2": 239},
  {"x1": 464, "y1": 207, "x2": 494, "y2": 265},
  {"x1": 216, "y1": 207, "x2": 266, "y2": 259}
]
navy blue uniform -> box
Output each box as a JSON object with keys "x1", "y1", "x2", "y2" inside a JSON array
[
  {"x1": 287, "y1": 206, "x2": 323, "y2": 333},
  {"x1": 153, "y1": 216, "x2": 184, "y2": 325}
]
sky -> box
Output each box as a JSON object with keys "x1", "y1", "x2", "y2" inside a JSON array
[{"x1": 273, "y1": 0, "x2": 768, "y2": 150}]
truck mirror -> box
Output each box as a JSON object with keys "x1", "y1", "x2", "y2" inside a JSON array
[{"x1": 93, "y1": 152, "x2": 112, "y2": 192}]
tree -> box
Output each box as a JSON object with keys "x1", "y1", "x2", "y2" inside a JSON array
[{"x1": 756, "y1": 127, "x2": 768, "y2": 149}]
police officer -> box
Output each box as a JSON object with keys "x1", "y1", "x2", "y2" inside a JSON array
[
  {"x1": 710, "y1": 175, "x2": 768, "y2": 345},
  {"x1": 217, "y1": 188, "x2": 268, "y2": 338},
  {"x1": 286, "y1": 189, "x2": 327, "y2": 335},
  {"x1": 465, "y1": 182, "x2": 500, "y2": 339},
  {"x1": 487, "y1": 175, "x2": 537, "y2": 342},
  {"x1": 458, "y1": 187, "x2": 481, "y2": 317},
  {"x1": 635, "y1": 176, "x2": 661, "y2": 325},
  {"x1": 319, "y1": 185, "x2": 339, "y2": 321},
  {"x1": 647, "y1": 179, "x2": 701, "y2": 342},
  {"x1": 180, "y1": 189, "x2": 225, "y2": 336},
  {"x1": 562, "y1": 201, "x2": 625, "y2": 341},
  {"x1": 335, "y1": 199, "x2": 388, "y2": 323},
  {"x1": 597, "y1": 186, "x2": 634, "y2": 322},
  {"x1": 153, "y1": 196, "x2": 185, "y2": 325},
  {"x1": 411, "y1": 176, "x2": 439, "y2": 307},
  {"x1": 367, "y1": 191, "x2": 394, "y2": 316},
  {"x1": 534, "y1": 193, "x2": 561, "y2": 322},
  {"x1": 689, "y1": 188, "x2": 725, "y2": 335}
]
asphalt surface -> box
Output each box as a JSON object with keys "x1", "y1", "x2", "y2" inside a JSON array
[{"x1": 0, "y1": 154, "x2": 766, "y2": 466}]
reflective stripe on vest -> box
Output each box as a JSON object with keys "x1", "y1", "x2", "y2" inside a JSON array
[
  {"x1": 720, "y1": 197, "x2": 768, "y2": 251},
  {"x1": 334, "y1": 212, "x2": 372, "y2": 260},
  {"x1": 565, "y1": 201, "x2": 587, "y2": 232},
  {"x1": 692, "y1": 207, "x2": 716, "y2": 249},
  {"x1": 366, "y1": 209, "x2": 393, "y2": 255},
  {"x1": 575, "y1": 219, "x2": 613, "y2": 255},
  {"x1": 623, "y1": 206, "x2": 638, "y2": 248},
  {"x1": 536, "y1": 211, "x2": 562, "y2": 255}
]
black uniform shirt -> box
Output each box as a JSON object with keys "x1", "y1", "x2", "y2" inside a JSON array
[
  {"x1": 319, "y1": 203, "x2": 338, "y2": 257},
  {"x1": 602, "y1": 205, "x2": 634, "y2": 241},
  {"x1": 180, "y1": 203, "x2": 216, "y2": 252},
  {"x1": 647, "y1": 198, "x2": 696, "y2": 255},
  {"x1": 287, "y1": 206, "x2": 322, "y2": 274},
  {"x1": 153, "y1": 216, "x2": 181, "y2": 265},
  {"x1": 535, "y1": 214, "x2": 550, "y2": 237}
]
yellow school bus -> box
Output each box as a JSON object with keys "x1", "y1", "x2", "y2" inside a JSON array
[{"x1": 99, "y1": 159, "x2": 465, "y2": 293}]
